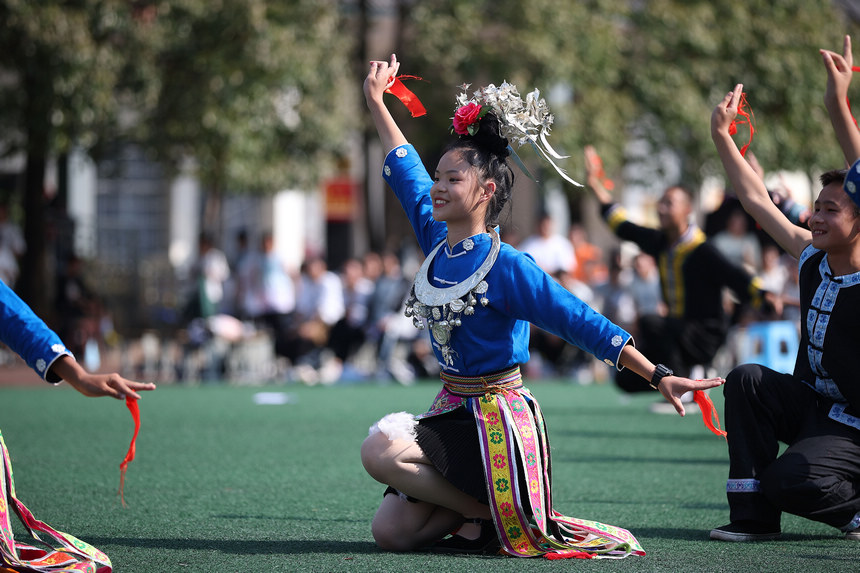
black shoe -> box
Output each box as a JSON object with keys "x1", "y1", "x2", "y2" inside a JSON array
[
  {"x1": 710, "y1": 521, "x2": 781, "y2": 541},
  {"x1": 431, "y1": 519, "x2": 501, "y2": 555}
]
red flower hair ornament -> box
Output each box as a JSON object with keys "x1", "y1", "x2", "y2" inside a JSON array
[{"x1": 451, "y1": 102, "x2": 488, "y2": 136}]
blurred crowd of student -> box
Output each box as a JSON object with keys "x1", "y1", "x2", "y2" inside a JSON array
[
  {"x1": 161, "y1": 182, "x2": 804, "y2": 386},
  {"x1": 1, "y1": 173, "x2": 805, "y2": 386},
  {"x1": 174, "y1": 229, "x2": 434, "y2": 385}
]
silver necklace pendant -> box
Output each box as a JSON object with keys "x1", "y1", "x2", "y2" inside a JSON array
[{"x1": 404, "y1": 229, "x2": 500, "y2": 367}]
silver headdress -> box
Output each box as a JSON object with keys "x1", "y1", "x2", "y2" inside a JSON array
[{"x1": 452, "y1": 82, "x2": 582, "y2": 187}]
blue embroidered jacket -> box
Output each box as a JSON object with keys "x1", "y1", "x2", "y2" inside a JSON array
[{"x1": 382, "y1": 144, "x2": 631, "y2": 377}]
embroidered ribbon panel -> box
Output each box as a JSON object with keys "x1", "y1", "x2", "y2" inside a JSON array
[
  {"x1": 1, "y1": 430, "x2": 112, "y2": 572},
  {"x1": 472, "y1": 389, "x2": 645, "y2": 559}
]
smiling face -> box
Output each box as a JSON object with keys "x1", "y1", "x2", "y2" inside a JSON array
[
  {"x1": 431, "y1": 150, "x2": 494, "y2": 229},
  {"x1": 809, "y1": 182, "x2": 860, "y2": 253}
]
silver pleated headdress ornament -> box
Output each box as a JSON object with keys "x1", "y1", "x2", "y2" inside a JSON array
[{"x1": 451, "y1": 81, "x2": 582, "y2": 187}]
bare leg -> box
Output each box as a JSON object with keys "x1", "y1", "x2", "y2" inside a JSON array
[
  {"x1": 361, "y1": 431, "x2": 492, "y2": 549},
  {"x1": 370, "y1": 492, "x2": 463, "y2": 551}
]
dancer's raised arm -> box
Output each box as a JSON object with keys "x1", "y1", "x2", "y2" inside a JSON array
[
  {"x1": 711, "y1": 84, "x2": 811, "y2": 259},
  {"x1": 363, "y1": 54, "x2": 408, "y2": 153},
  {"x1": 821, "y1": 35, "x2": 860, "y2": 166}
]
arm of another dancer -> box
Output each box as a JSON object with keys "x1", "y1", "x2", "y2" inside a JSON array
[
  {"x1": 51, "y1": 355, "x2": 155, "y2": 400},
  {"x1": 618, "y1": 344, "x2": 724, "y2": 417},
  {"x1": 364, "y1": 54, "x2": 408, "y2": 153},
  {"x1": 0, "y1": 279, "x2": 154, "y2": 400},
  {"x1": 711, "y1": 84, "x2": 812, "y2": 260},
  {"x1": 821, "y1": 35, "x2": 860, "y2": 166},
  {"x1": 584, "y1": 145, "x2": 615, "y2": 206},
  {"x1": 584, "y1": 145, "x2": 664, "y2": 256}
]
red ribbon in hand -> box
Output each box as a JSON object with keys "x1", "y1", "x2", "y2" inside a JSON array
[
  {"x1": 693, "y1": 390, "x2": 727, "y2": 439},
  {"x1": 385, "y1": 75, "x2": 427, "y2": 118},
  {"x1": 119, "y1": 396, "x2": 141, "y2": 507},
  {"x1": 728, "y1": 92, "x2": 755, "y2": 157}
]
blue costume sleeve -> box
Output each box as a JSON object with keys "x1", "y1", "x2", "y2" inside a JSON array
[
  {"x1": 0, "y1": 280, "x2": 73, "y2": 382},
  {"x1": 493, "y1": 246, "x2": 632, "y2": 369},
  {"x1": 381, "y1": 144, "x2": 447, "y2": 255}
]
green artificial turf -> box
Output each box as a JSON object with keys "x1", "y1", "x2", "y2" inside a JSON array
[{"x1": 1, "y1": 379, "x2": 858, "y2": 572}]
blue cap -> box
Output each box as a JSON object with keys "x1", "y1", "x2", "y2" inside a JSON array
[{"x1": 843, "y1": 157, "x2": 860, "y2": 208}]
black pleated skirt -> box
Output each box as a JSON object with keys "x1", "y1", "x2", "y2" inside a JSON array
[{"x1": 415, "y1": 406, "x2": 488, "y2": 503}]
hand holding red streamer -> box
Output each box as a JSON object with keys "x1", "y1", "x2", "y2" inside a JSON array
[{"x1": 820, "y1": 35, "x2": 857, "y2": 127}]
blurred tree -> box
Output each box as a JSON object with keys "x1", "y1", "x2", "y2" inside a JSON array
[
  {"x1": 401, "y1": 0, "x2": 635, "y2": 186},
  {"x1": 134, "y1": 0, "x2": 357, "y2": 236},
  {"x1": 0, "y1": 0, "x2": 143, "y2": 315},
  {"x1": 626, "y1": 0, "x2": 856, "y2": 186},
  {"x1": 375, "y1": 0, "x2": 857, "y2": 205},
  {"x1": 0, "y1": 0, "x2": 358, "y2": 312}
]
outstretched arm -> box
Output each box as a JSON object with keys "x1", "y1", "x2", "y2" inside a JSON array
[
  {"x1": 583, "y1": 145, "x2": 615, "y2": 205},
  {"x1": 618, "y1": 344, "x2": 724, "y2": 417},
  {"x1": 821, "y1": 35, "x2": 860, "y2": 165},
  {"x1": 711, "y1": 84, "x2": 811, "y2": 259},
  {"x1": 364, "y1": 54, "x2": 408, "y2": 153},
  {"x1": 51, "y1": 355, "x2": 156, "y2": 400}
]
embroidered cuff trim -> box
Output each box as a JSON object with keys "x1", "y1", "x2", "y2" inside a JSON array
[
  {"x1": 841, "y1": 510, "x2": 860, "y2": 532},
  {"x1": 726, "y1": 478, "x2": 760, "y2": 493}
]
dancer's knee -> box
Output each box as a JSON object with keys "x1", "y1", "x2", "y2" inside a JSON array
[
  {"x1": 362, "y1": 412, "x2": 418, "y2": 481},
  {"x1": 360, "y1": 431, "x2": 392, "y2": 481},
  {"x1": 759, "y1": 454, "x2": 842, "y2": 516},
  {"x1": 371, "y1": 516, "x2": 418, "y2": 552},
  {"x1": 723, "y1": 363, "x2": 763, "y2": 400}
]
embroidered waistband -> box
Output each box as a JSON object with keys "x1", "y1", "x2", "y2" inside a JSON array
[{"x1": 440, "y1": 366, "x2": 522, "y2": 396}]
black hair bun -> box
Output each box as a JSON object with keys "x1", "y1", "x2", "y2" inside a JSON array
[{"x1": 470, "y1": 112, "x2": 510, "y2": 158}]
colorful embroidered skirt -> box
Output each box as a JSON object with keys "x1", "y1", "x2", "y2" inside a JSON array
[{"x1": 415, "y1": 366, "x2": 645, "y2": 559}]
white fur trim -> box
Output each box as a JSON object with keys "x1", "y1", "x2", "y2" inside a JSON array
[{"x1": 368, "y1": 411, "x2": 418, "y2": 442}]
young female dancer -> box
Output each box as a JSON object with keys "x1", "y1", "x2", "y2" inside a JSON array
[{"x1": 360, "y1": 54, "x2": 723, "y2": 558}]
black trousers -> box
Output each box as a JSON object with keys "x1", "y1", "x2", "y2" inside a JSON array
[
  {"x1": 723, "y1": 363, "x2": 860, "y2": 530},
  {"x1": 615, "y1": 314, "x2": 726, "y2": 393}
]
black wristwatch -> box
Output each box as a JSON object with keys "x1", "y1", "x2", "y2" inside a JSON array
[{"x1": 650, "y1": 364, "x2": 673, "y2": 390}]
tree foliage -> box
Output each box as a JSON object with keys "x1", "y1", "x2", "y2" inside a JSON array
[
  {"x1": 626, "y1": 0, "x2": 857, "y2": 184},
  {"x1": 2, "y1": 0, "x2": 860, "y2": 310},
  {"x1": 0, "y1": 0, "x2": 141, "y2": 312},
  {"x1": 397, "y1": 0, "x2": 635, "y2": 181},
  {"x1": 0, "y1": 0, "x2": 359, "y2": 309},
  {"x1": 0, "y1": 0, "x2": 140, "y2": 156},
  {"x1": 387, "y1": 0, "x2": 859, "y2": 193},
  {"x1": 135, "y1": 0, "x2": 358, "y2": 193}
]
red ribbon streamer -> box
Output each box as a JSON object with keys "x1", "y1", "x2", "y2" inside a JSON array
[
  {"x1": 385, "y1": 75, "x2": 427, "y2": 118},
  {"x1": 728, "y1": 92, "x2": 755, "y2": 157},
  {"x1": 118, "y1": 396, "x2": 140, "y2": 507},
  {"x1": 693, "y1": 390, "x2": 727, "y2": 439}
]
